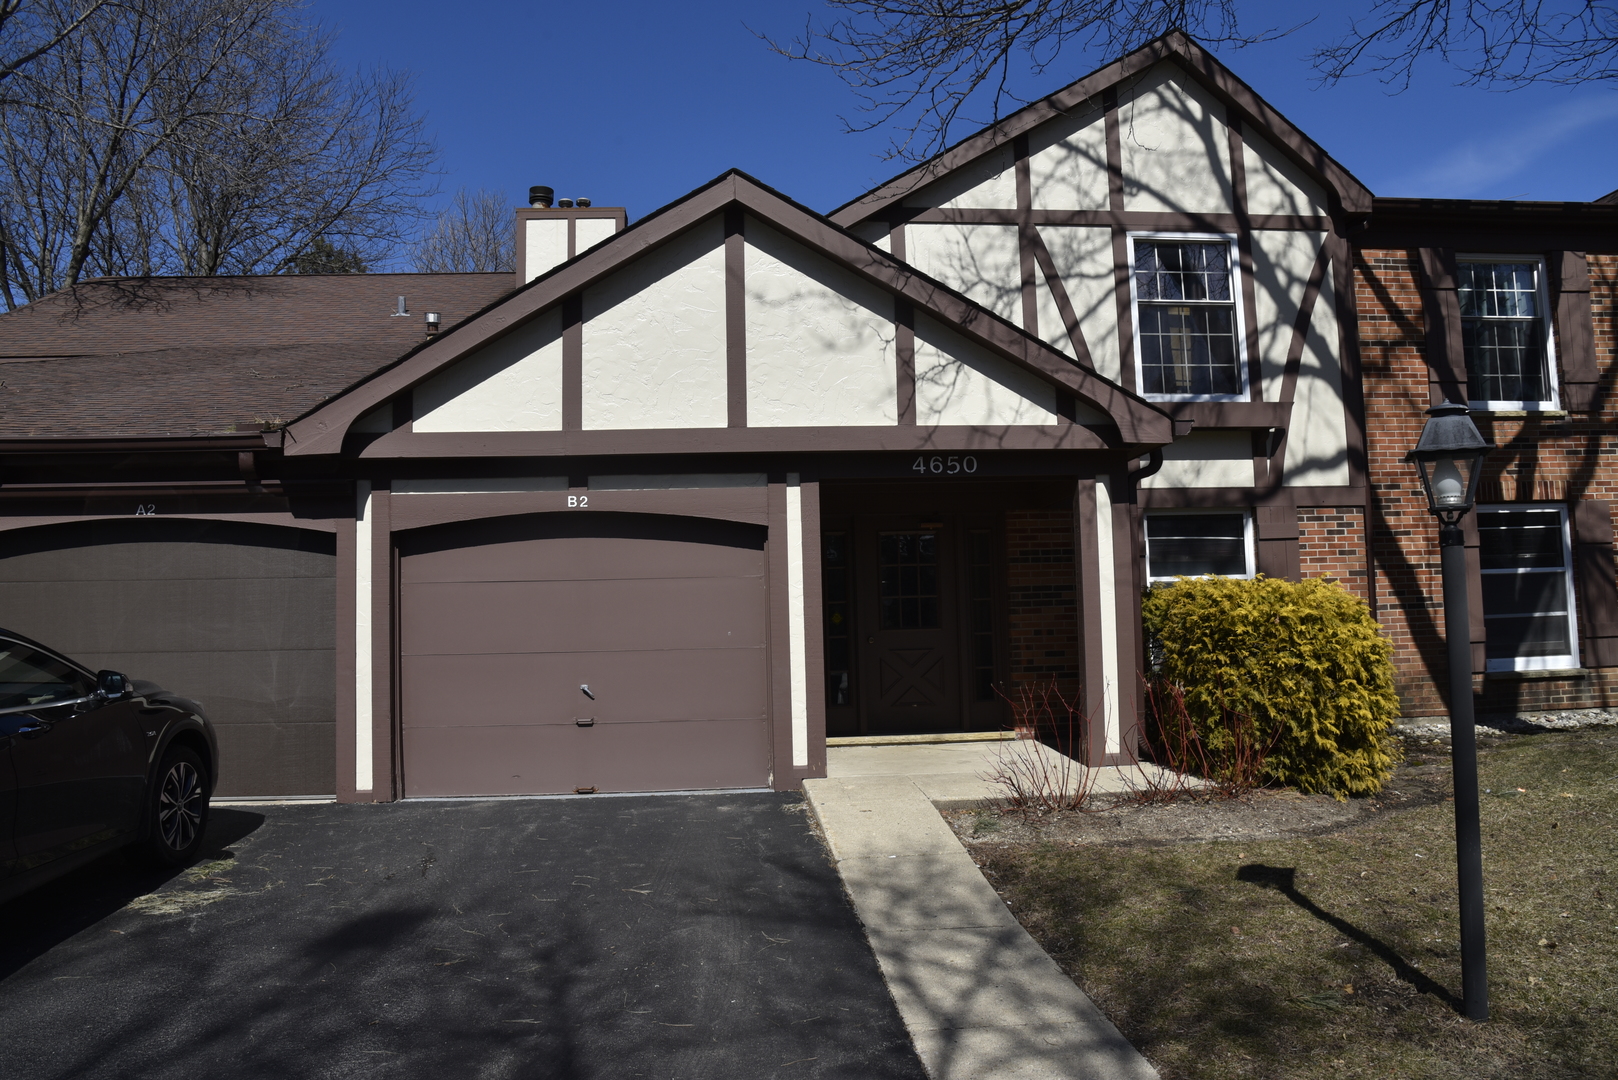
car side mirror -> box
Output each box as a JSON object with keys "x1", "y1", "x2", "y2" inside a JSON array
[{"x1": 96, "y1": 670, "x2": 131, "y2": 700}]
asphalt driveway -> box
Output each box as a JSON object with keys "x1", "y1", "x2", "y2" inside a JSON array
[{"x1": 0, "y1": 792, "x2": 927, "y2": 1080}]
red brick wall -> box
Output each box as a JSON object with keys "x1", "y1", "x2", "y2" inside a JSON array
[
  {"x1": 1356, "y1": 248, "x2": 1618, "y2": 717},
  {"x1": 1003, "y1": 510, "x2": 1080, "y2": 701},
  {"x1": 1298, "y1": 507, "x2": 1369, "y2": 599}
]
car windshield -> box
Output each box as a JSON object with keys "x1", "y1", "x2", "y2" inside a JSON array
[{"x1": 0, "y1": 640, "x2": 92, "y2": 710}]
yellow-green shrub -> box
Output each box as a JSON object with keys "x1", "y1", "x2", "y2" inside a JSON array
[{"x1": 1141, "y1": 575, "x2": 1402, "y2": 798}]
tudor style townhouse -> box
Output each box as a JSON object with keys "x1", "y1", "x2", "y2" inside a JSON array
[{"x1": 1, "y1": 33, "x2": 1613, "y2": 803}]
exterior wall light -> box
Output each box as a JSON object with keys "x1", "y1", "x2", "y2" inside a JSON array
[{"x1": 1406, "y1": 401, "x2": 1495, "y2": 1023}]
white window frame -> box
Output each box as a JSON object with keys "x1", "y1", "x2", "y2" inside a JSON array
[
  {"x1": 1476, "y1": 503, "x2": 1580, "y2": 672},
  {"x1": 1144, "y1": 509, "x2": 1256, "y2": 583},
  {"x1": 1128, "y1": 232, "x2": 1249, "y2": 403},
  {"x1": 1457, "y1": 254, "x2": 1561, "y2": 412}
]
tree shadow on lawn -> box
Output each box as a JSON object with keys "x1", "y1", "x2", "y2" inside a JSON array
[{"x1": 1236, "y1": 863, "x2": 1463, "y2": 1013}]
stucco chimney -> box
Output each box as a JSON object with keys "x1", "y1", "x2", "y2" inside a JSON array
[{"x1": 516, "y1": 187, "x2": 627, "y2": 287}]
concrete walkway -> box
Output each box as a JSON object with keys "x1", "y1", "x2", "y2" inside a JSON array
[{"x1": 804, "y1": 738, "x2": 1161, "y2": 1080}]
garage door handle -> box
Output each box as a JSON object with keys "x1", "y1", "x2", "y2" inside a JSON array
[{"x1": 575, "y1": 717, "x2": 594, "y2": 727}]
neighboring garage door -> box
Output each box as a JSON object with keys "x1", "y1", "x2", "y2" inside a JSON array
[
  {"x1": 0, "y1": 518, "x2": 336, "y2": 798},
  {"x1": 398, "y1": 513, "x2": 769, "y2": 797}
]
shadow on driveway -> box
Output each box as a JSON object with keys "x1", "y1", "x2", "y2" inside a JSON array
[{"x1": 1, "y1": 793, "x2": 924, "y2": 1080}]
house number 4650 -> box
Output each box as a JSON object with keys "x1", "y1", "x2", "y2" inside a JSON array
[{"x1": 912, "y1": 455, "x2": 977, "y2": 475}]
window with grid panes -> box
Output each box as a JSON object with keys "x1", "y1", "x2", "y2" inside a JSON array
[
  {"x1": 1132, "y1": 238, "x2": 1242, "y2": 398},
  {"x1": 1458, "y1": 260, "x2": 1556, "y2": 407},
  {"x1": 1477, "y1": 506, "x2": 1579, "y2": 671}
]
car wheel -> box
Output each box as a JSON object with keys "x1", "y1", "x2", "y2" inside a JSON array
[{"x1": 145, "y1": 746, "x2": 210, "y2": 866}]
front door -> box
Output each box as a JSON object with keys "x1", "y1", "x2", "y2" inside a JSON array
[{"x1": 857, "y1": 526, "x2": 959, "y2": 733}]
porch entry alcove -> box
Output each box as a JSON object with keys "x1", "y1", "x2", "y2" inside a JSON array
[{"x1": 820, "y1": 479, "x2": 1078, "y2": 738}]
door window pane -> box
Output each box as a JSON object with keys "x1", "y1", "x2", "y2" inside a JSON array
[
  {"x1": 1477, "y1": 506, "x2": 1577, "y2": 669},
  {"x1": 1145, "y1": 513, "x2": 1250, "y2": 580},
  {"x1": 879, "y1": 532, "x2": 940, "y2": 630},
  {"x1": 823, "y1": 533, "x2": 852, "y2": 707}
]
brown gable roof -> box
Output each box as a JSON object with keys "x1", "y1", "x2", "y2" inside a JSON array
[
  {"x1": 283, "y1": 170, "x2": 1175, "y2": 457},
  {"x1": 829, "y1": 30, "x2": 1374, "y2": 229},
  {"x1": 0, "y1": 273, "x2": 511, "y2": 439}
]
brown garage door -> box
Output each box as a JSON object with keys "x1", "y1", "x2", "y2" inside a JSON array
[
  {"x1": 0, "y1": 518, "x2": 336, "y2": 797},
  {"x1": 398, "y1": 513, "x2": 769, "y2": 797}
]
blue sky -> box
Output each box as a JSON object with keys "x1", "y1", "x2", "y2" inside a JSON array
[{"x1": 313, "y1": 0, "x2": 1618, "y2": 228}]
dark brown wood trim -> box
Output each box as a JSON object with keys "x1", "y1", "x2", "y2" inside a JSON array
[
  {"x1": 1279, "y1": 239, "x2": 1333, "y2": 406},
  {"x1": 725, "y1": 207, "x2": 747, "y2": 428},
  {"x1": 1226, "y1": 108, "x2": 1264, "y2": 403},
  {"x1": 1572, "y1": 500, "x2": 1618, "y2": 668},
  {"x1": 369, "y1": 483, "x2": 394, "y2": 801},
  {"x1": 1103, "y1": 88, "x2": 1125, "y2": 216},
  {"x1": 361, "y1": 423, "x2": 1132, "y2": 460},
  {"x1": 1104, "y1": 89, "x2": 1137, "y2": 394},
  {"x1": 1138, "y1": 485, "x2": 1368, "y2": 509},
  {"x1": 0, "y1": 435, "x2": 276, "y2": 454},
  {"x1": 1014, "y1": 134, "x2": 1039, "y2": 337},
  {"x1": 1461, "y1": 511, "x2": 1487, "y2": 674},
  {"x1": 1331, "y1": 231, "x2": 1370, "y2": 493},
  {"x1": 827, "y1": 30, "x2": 1372, "y2": 228},
  {"x1": 283, "y1": 173, "x2": 1174, "y2": 456},
  {"x1": 1260, "y1": 237, "x2": 1333, "y2": 486},
  {"x1": 1109, "y1": 486, "x2": 1143, "y2": 764},
  {"x1": 890, "y1": 221, "x2": 906, "y2": 262},
  {"x1": 798, "y1": 480, "x2": 828, "y2": 779},
  {"x1": 1551, "y1": 250, "x2": 1598, "y2": 412},
  {"x1": 0, "y1": 510, "x2": 339, "y2": 534},
  {"x1": 1028, "y1": 230, "x2": 1095, "y2": 369},
  {"x1": 1417, "y1": 247, "x2": 1468, "y2": 405},
  {"x1": 335, "y1": 511, "x2": 359, "y2": 803},
  {"x1": 390, "y1": 487, "x2": 770, "y2": 533},
  {"x1": 876, "y1": 207, "x2": 1329, "y2": 232},
  {"x1": 895, "y1": 299, "x2": 917, "y2": 426},
  {"x1": 1254, "y1": 503, "x2": 1300, "y2": 580},
  {"x1": 562, "y1": 294, "x2": 583, "y2": 431},
  {"x1": 766, "y1": 479, "x2": 794, "y2": 790},
  {"x1": 1164, "y1": 400, "x2": 1292, "y2": 429}
]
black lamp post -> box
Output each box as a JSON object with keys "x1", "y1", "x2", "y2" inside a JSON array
[{"x1": 1404, "y1": 402, "x2": 1496, "y2": 1021}]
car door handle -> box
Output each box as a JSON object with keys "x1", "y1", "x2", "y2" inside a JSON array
[{"x1": 15, "y1": 721, "x2": 48, "y2": 735}]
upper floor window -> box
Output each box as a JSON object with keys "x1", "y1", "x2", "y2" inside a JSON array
[
  {"x1": 1131, "y1": 236, "x2": 1245, "y2": 400},
  {"x1": 1458, "y1": 259, "x2": 1558, "y2": 409}
]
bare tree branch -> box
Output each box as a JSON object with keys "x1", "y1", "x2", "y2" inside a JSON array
[
  {"x1": 0, "y1": 0, "x2": 110, "y2": 84},
  {"x1": 762, "y1": 1, "x2": 1286, "y2": 162},
  {"x1": 1313, "y1": 0, "x2": 1618, "y2": 89},
  {"x1": 0, "y1": 0, "x2": 437, "y2": 308},
  {"x1": 412, "y1": 187, "x2": 515, "y2": 273}
]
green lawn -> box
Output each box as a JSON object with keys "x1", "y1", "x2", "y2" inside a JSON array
[{"x1": 969, "y1": 730, "x2": 1618, "y2": 1080}]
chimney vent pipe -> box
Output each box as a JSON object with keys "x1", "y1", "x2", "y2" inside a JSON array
[
  {"x1": 529, "y1": 185, "x2": 554, "y2": 208},
  {"x1": 576, "y1": 197, "x2": 592, "y2": 207},
  {"x1": 558, "y1": 198, "x2": 574, "y2": 208}
]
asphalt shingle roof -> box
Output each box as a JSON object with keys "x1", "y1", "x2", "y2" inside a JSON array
[{"x1": 0, "y1": 273, "x2": 512, "y2": 439}]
